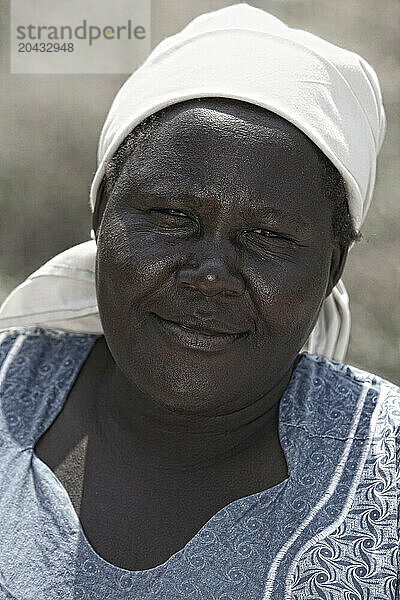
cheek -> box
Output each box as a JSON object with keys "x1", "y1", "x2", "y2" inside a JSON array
[
  {"x1": 96, "y1": 215, "x2": 182, "y2": 308},
  {"x1": 248, "y1": 253, "x2": 331, "y2": 338}
]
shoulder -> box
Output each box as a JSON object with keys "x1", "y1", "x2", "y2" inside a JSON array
[
  {"x1": 0, "y1": 326, "x2": 100, "y2": 448},
  {"x1": 286, "y1": 352, "x2": 400, "y2": 441},
  {"x1": 316, "y1": 352, "x2": 400, "y2": 421},
  {"x1": 300, "y1": 351, "x2": 399, "y2": 396},
  {"x1": 0, "y1": 326, "x2": 55, "y2": 379},
  {"x1": 0, "y1": 326, "x2": 97, "y2": 375}
]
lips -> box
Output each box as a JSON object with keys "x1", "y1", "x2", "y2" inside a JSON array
[
  {"x1": 161, "y1": 316, "x2": 246, "y2": 336},
  {"x1": 152, "y1": 313, "x2": 248, "y2": 352}
]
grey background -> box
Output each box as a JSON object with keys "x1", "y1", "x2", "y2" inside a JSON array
[{"x1": 0, "y1": 0, "x2": 399, "y2": 384}]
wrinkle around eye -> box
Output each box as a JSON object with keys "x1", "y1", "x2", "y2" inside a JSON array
[
  {"x1": 133, "y1": 208, "x2": 199, "y2": 239},
  {"x1": 118, "y1": 204, "x2": 194, "y2": 226},
  {"x1": 149, "y1": 208, "x2": 193, "y2": 222},
  {"x1": 149, "y1": 209, "x2": 198, "y2": 229},
  {"x1": 240, "y1": 231, "x2": 303, "y2": 261}
]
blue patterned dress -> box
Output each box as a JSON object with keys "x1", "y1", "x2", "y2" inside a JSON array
[{"x1": 0, "y1": 326, "x2": 399, "y2": 599}]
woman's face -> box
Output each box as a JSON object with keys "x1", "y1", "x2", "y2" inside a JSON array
[{"x1": 95, "y1": 99, "x2": 345, "y2": 414}]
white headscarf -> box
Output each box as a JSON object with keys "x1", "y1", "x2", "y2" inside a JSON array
[{"x1": 0, "y1": 3, "x2": 386, "y2": 362}]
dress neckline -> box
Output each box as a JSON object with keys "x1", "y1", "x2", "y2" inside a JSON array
[{"x1": 30, "y1": 332, "x2": 305, "y2": 576}]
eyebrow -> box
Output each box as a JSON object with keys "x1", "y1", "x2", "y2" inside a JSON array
[{"x1": 248, "y1": 206, "x2": 312, "y2": 229}]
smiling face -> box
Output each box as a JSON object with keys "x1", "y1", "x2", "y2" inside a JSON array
[{"x1": 95, "y1": 99, "x2": 346, "y2": 414}]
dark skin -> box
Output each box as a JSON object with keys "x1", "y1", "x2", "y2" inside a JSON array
[{"x1": 35, "y1": 98, "x2": 347, "y2": 571}]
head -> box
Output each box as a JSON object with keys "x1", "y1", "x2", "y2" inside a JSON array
[{"x1": 92, "y1": 98, "x2": 360, "y2": 414}]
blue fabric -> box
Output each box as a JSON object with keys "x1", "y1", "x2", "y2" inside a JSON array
[{"x1": 0, "y1": 326, "x2": 399, "y2": 600}]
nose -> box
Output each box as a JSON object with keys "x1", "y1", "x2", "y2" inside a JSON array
[{"x1": 176, "y1": 245, "x2": 245, "y2": 297}]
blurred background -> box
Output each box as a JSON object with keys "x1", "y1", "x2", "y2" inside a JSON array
[{"x1": 0, "y1": 0, "x2": 399, "y2": 383}]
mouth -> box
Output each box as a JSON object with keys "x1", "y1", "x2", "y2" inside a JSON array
[{"x1": 152, "y1": 314, "x2": 248, "y2": 352}]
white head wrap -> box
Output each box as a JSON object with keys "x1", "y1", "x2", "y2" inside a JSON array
[{"x1": 0, "y1": 3, "x2": 386, "y2": 362}]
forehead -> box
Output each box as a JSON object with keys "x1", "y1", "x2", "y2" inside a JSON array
[
  {"x1": 132, "y1": 99, "x2": 324, "y2": 167},
  {"x1": 157, "y1": 100, "x2": 312, "y2": 152},
  {"x1": 115, "y1": 99, "x2": 330, "y2": 227}
]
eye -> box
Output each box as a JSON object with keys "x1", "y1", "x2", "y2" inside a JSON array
[
  {"x1": 152, "y1": 208, "x2": 189, "y2": 218},
  {"x1": 148, "y1": 208, "x2": 198, "y2": 234},
  {"x1": 252, "y1": 229, "x2": 279, "y2": 237},
  {"x1": 241, "y1": 228, "x2": 297, "y2": 251},
  {"x1": 250, "y1": 228, "x2": 290, "y2": 240}
]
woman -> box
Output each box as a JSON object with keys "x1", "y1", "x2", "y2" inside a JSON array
[{"x1": 0, "y1": 4, "x2": 398, "y2": 599}]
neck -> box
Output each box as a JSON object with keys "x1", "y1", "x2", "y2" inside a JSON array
[{"x1": 89, "y1": 337, "x2": 299, "y2": 471}]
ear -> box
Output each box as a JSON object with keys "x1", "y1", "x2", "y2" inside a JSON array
[
  {"x1": 325, "y1": 244, "x2": 348, "y2": 298},
  {"x1": 92, "y1": 178, "x2": 108, "y2": 242}
]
